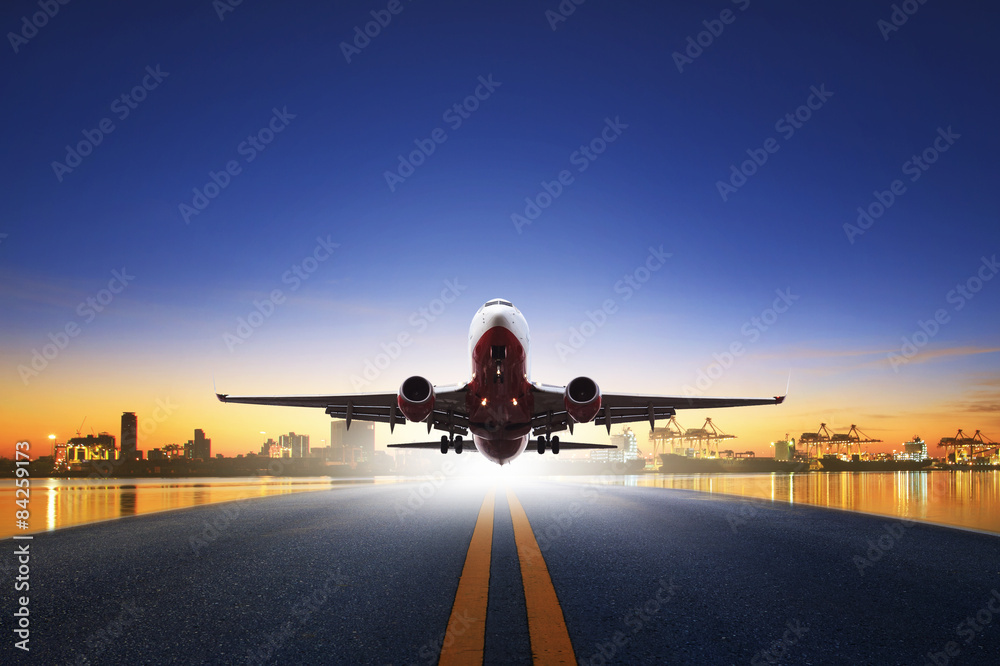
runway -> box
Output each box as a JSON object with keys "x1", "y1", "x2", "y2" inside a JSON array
[{"x1": 7, "y1": 478, "x2": 1000, "y2": 664}]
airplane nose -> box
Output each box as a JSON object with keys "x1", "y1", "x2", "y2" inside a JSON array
[{"x1": 483, "y1": 311, "x2": 511, "y2": 330}]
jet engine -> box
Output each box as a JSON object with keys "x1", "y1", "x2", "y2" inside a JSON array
[
  {"x1": 398, "y1": 376, "x2": 435, "y2": 423},
  {"x1": 564, "y1": 376, "x2": 601, "y2": 423}
]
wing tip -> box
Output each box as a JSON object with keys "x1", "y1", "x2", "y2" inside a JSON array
[
  {"x1": 216, "y1": 393, "x2": 228, "y2": 402},
  {"x1": 775, "y1": 395, "x2": 786, "y2": 405}
]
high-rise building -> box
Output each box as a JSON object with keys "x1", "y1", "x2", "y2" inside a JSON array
[
  {"x1": 330, "y1": 421, "x2": 374, "y2": 463},
  {"x1": 277, "y1": 432, "x2": 310, "y2": 458},
  {"x1": 193, "y1": 429, "x2": 211, "y2": 460},
  {"x1": 121, "y1": 412, "x2": 137, "y2": 460}
]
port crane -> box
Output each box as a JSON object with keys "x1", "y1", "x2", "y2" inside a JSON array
[
  {"x1": 938, "y1": 429, "x2": 998, "y2": 461},
  {"x1": 798, "y1": 423, "x2": 881, "y2": 459},
  {"x1": 648, "y1": 416, "x2": 735, "y2": 458}
]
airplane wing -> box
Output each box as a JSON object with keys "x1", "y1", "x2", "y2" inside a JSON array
[
  {"x1": 530, "y1": 384, "x2": 785, "y2": 434},
  {"x1": 217, "y1": 384, "x2": 470, "y2": 434}
]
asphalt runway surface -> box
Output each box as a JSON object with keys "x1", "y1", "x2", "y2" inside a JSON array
[{"x1": 5, "y1": 478, "x2": 1000, "y2": 664}]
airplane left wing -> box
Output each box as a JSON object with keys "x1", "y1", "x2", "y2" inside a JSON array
[{"x1": 217, "y1": 384, "x2": 470, "y2": 434}]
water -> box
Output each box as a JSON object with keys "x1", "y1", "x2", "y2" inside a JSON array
[
  {"x1": 3, "y1": 471, "x2": 998, "y2": 539},
  {"x1": 578, "y1": 470, "x2": 1000, "y2": 534},
  {"x1": 0, "y1": 477, "x2": 367, "y2": 539}
]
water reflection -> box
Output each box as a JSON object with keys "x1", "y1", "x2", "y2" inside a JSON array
[
  {"x1": 119, "y1": 485, "x2": 137, "y2": 516},
  {"x1": 573, "y1": 471, "x2": 1000, "y2": 534},
  {"x1": 0, "y1": 477, "x2": 364, "y2": 539}
]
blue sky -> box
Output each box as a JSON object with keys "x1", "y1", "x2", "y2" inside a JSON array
[{"x1": 2, "y1": 0, "x2": 998, "y2": 455}]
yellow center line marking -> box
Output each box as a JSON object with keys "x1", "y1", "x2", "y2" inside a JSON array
[
  {"x1": 439, "y1": 485, "x2": 496, "y2": 666},
  {"x1": 506, "y1": 486, "x2": 577, "y2": 664}
]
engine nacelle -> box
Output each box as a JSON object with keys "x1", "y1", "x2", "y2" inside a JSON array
[
  {"x1": 564, "y1": 376, "x2": 601, "y2": 423},
  {"x1": 398, "y1": 376, "x2": 435, "y2": 423}
]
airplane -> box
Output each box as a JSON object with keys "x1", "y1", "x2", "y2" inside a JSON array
[{"x1": 217, "y1": 299, "x2": 785, "y2": 465}]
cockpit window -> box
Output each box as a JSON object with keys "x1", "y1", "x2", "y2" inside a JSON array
[{"x1": 483, "y1": 299, "x2": 513, "y2": 308}]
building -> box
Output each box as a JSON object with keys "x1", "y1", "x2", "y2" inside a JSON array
[
  {"x1": 278, "y1": 432, "x2": 310, "y2": 458},
  {"x1": 330, "y1": 421, "x2": 374, "y2": 463},
  {"x1": 592, "y1": 428, "x2": 639, "y2": 464},
  {"x1": 193, "y1": 429, "x2": 211, "y2": 460},
  {"x1": 66, "y1": 433, "x2": 116, "y2": 462},
  {"x1": 260, "y1": 438, "x2": 276, "y2": 457},
  {"x1": 121, "y1": 412, "x2": 137, "y2": 460}
]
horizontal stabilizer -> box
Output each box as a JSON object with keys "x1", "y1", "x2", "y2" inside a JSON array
[
  {"x1": 531, "y1": 441, "x2": 617, "y2": 450},
  {"x1": 386, "y1": 442, "x2": 450, "y2": 450}
]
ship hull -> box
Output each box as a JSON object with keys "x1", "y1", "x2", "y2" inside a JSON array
[
  {"x1": 819, "y1": 458, "x2": 933, "y2": 472},
  {"x1": 659, "y1": 454, "x2": 807, "y2": 474}
]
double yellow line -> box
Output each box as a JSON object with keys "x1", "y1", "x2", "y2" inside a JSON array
[{"x1": 438, "y1": 486, "x2": 576, "y2": 665}]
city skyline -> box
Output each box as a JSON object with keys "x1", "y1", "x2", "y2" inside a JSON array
[{"x1": 2, "y1": 1, "x2": 998, "y2": 459}]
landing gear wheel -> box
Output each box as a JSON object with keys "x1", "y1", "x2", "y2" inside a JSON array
[
  {"x1": 551, "y1": 436, "x2": 560, "y2": 455},
  {"x1": 537, "y1": 436, "x2": 547, "y2": 455},
  {"x1": 455, "y1": 436, "x2": 464, "y2": 455},
  {"x1": 440, "y1": 435, "x2": 449, "y2": 455}
]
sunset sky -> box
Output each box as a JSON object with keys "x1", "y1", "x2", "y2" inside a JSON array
[{"x1": 2, "y1": 0, "x2": 998, "y2": 459}]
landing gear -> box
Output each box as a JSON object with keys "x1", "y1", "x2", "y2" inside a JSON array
[
  {"x1": 537, "y1": 435, "x2": 560, "y2": 455},
  {"x1": 441, "y1": 434, "x2": 465, "y2": 454}
]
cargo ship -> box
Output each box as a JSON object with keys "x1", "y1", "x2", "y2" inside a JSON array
[
  {"x1": 659, "y1": 454, "x2": 807, "y2": 473},
  {"x1": 818, "y1": 455, "x2": 933, "y2": 472}
]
